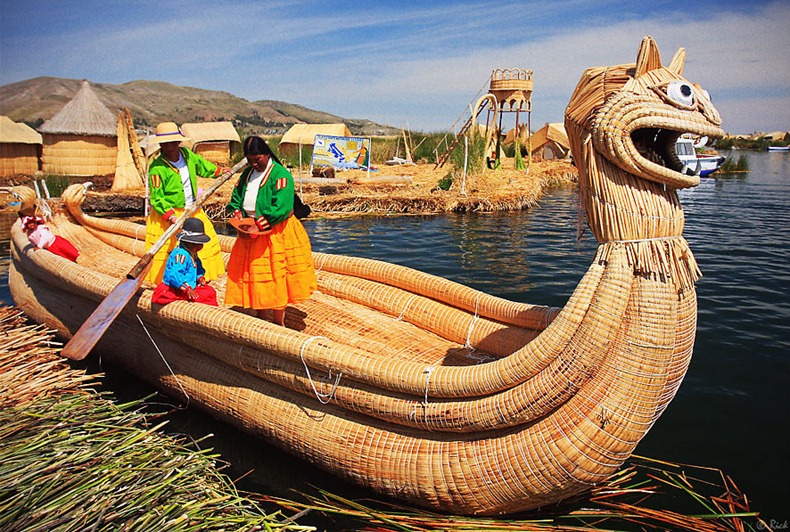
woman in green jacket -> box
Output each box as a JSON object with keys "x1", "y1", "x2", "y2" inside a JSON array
[
  {"x1": 145, "y1": 122, "x2": 226, "y2": 284},
  {"x1": 225, "y1": 136, "x2": 316, "y2": 326}
]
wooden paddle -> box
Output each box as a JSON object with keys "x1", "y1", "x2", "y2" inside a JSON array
[{"x1": 61, "y1": 157, "x2": 248, "y2": 361}]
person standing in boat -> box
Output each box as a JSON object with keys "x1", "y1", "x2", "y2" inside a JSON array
[
  {"x1": 144, "y1": 122, "x2": 225, "y2": 285},
  {"x1": 151, "y1": 217, "x2": 218, "y2": 306},
  {"x1": 224, "y1": 136, "x2": 317, "y2": 326}
]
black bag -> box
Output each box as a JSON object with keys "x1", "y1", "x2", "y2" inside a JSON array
[{"x1": 293, "y1": 193, "x2": 311, "y2": 219}]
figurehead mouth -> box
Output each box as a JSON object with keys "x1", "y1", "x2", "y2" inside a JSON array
[
  {"x1": 632, "y1": 128, "x2": 689, "y2": 174},
  {"x1": 622, "y1": 116, "x2": 725, "y2": 188}
]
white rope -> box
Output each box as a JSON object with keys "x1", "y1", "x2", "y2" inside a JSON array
[
  {"x1": 608, "y1": 235, "x2": 683, "y2": 244},
  {"x1": 397, "y1": 295, "x2": 418, "y2": 321},
  {"x1": 136, "y1": 314, "x2": 190, "y2": 407},
  {"x1": 464, "y1": 294, "x2": 481, "y2": 350},
  {"x1": 299, "y1": 335, "x2": 341, "y2": 404},
  {"x1": 314, "y1": 254, "x2": 329, "y2": 274},
  {"x1": 422, "y1": 365, "x2": 434, "y2": 406}
]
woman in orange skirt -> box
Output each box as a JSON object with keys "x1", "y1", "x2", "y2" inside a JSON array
[{"x1": 225, "y1": 136, "x2": 317, "y2": 326}]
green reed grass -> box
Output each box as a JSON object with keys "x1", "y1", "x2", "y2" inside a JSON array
[
  {"x1": 0, "y1": 306, "x2": 312, "y2": 532},
  {"x1": 720, "y1": 154, "x2": 750, "y2": 173}
]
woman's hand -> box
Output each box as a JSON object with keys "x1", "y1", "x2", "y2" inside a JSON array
[{"x1": 255, "y1": 217, "x2": 271, "y2": 232}]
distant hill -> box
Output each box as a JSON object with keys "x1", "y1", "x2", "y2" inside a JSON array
[{"x1": 0, "y1": 77, "x2": 399, "y2": 137}]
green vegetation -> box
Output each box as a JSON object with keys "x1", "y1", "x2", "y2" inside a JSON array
[
  {"x1": 0, "y1": 307, "x2": 312, "y2": 532},
  {"x1": 715, "y1": 136, "x2": 788, "y2": 151},
  {"x1": 720, "y1": 153, "x2": 750, "y2": 173},
  {"x1": 40, "y1": 173, "x2": 71, "y2": 198}
]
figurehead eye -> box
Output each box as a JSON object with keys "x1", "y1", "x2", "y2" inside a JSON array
[{"x1": 666, "y1": 81, "x2": 696, "y2": 107}]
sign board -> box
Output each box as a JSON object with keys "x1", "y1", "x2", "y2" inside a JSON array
[{"x1": 311, "y1": 134, "x2": 371, "y2": 171}]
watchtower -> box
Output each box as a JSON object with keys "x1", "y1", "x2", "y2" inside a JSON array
[{"x1": 435, "y1": 68, "x2": 534, "y2": 170}]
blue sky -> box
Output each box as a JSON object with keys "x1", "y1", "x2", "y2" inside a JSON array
[{"x1": 1, "y1": 0, "x2": 788, "y2": 134}]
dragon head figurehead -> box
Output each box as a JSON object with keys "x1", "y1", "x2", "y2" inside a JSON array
[{"x1": 565, "y1": 36, "x2": 724, "y2": 290}]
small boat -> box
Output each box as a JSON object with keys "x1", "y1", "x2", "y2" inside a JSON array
[
  {"x1": 767, "y1": 145, "x2": 789, "y2": 152},
  {"x1": 675, "y1": 135, "x2": 725, "y2": 176},
  {"x1": 8, "y1": 36, "x2": 723, "y2": 516}
]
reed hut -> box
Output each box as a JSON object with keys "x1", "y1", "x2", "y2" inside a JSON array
[
  {"x1": 181, "y1": 121, "x2": 241, "y2": 165},
  {"x1": 528, "y1": 122, "x2": 570, "y2": 160},
  {"x1": 279, "y1": 123, "x2": 352, "y2": 156},
  {"x1": 0, "y1": 116, "x2": 42, "y2": 176},
  {"x1": 38, "y1": 80, "x2": 117, "y2": 176}
]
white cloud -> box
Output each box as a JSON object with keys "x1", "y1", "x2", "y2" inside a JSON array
[{"x1": 1, "y1": 0, "x2": 788, "y2": 133}]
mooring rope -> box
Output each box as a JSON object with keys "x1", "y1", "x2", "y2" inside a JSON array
[
  {"x1": 136, "y1": 314, "x2": 190, "y2": 407},
  {"x1": 299, "y1": 335, "x2": 341, "y2": 404}
]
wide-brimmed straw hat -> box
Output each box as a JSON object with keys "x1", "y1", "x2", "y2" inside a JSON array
[
  {"x1": 154, "y1": 122, "x2": 190, "y2": 144},
  {"x1": 178, "y1": 218, "x2": 210, "y2": 244}
]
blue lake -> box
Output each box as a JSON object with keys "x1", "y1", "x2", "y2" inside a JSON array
[{"x1": 2, "y1": 150, "x2": 788, "y2": 525}]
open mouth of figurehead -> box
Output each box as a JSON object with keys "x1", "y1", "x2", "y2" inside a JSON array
[{"x1": 631, "y1": 128, "x2": 688, "y2": 174}]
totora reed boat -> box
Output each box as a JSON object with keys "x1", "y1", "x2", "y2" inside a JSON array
[{"x1": 8, "y1": 36, "x2": 723, "y2": 516}]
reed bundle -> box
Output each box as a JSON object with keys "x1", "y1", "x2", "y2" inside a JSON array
[{"x1": 0, "y1": 307, "x2": 313, "y2": 532}]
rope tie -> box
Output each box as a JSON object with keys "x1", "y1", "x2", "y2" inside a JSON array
[
  {"x1": 397, "y1": 295, "x2": 418, "y2": 321},
  {"x1": 136, "y1": 314, "x2": 190, "y2": 407},
  {"x1": 464, "y1": 294, "x2": 481, "y2": 350},
  {"x1": 422, "y1": 366, "x2": 434, "y2": 406},
  {"x1": 315, "y1": 254, "x2": 329, "y2": 274},
  {"x1": 421, "y1": 365, "x2": 435, "y2": 427},
  {"x1": 299, "y1": 335, "x2": 341, "y2": 404},
  {"x1": 607, "y1": 235, "x2": 682, "y2": 244}
]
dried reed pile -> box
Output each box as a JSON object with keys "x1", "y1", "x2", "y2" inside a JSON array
[{"x1": 0, "y1": 306, "x2": 313, "y2": 532}]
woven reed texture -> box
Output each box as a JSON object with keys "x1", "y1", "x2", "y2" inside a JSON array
[
  {"x1": 0, "y1": 144, "x2": 39, "y2": 176},
  {"x1": 9, "y1": 37, "x2": 718, "y2": 515},
  {"x1": 41, "y1": 134, "x2": 116, "y2": 176}
]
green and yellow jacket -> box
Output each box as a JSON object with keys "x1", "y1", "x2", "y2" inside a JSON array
[{"x1": 148, "y1": 147, "x2": 221, "y2": 220}]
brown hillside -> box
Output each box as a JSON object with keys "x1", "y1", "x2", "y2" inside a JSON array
[{"x1": 0, "y1": 77, "x2": 399, "y2": 137}]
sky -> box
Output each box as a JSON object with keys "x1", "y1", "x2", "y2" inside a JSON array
[{"x1": 1, "y1": 0, "x2": 788, "y2": 135}]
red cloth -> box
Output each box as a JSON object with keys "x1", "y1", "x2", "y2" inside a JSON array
[
  {"x1": 47, "y1": 236, "x2": 80, "y2": 262},
  {"x1": 151, "y1": 283, "x2": 218, "y2": 306}
]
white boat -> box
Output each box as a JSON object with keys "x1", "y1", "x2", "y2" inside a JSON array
[
  {"x1": 675, "y1": 136, "x2": 724, "y2": 177},
  {"x1": 767, "y1": 146, "x2": 789, "y2": 152}
]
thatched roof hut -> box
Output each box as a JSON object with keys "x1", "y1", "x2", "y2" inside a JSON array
[
  {"x1": 181, "y1": 122, "x2": 240, "y2": 165},
  {"x1": 528, "y1": 122, "x2": 570, "y2": 160},
  {"x1": 0, "y1": 116, "x2": 42, "y2": 176},
  {"x1": 279, "y1": 123, "x2": 352, "y2": 155},
  {"x1": 38, "y1": 80, "x2": 117, "y2": 176}
]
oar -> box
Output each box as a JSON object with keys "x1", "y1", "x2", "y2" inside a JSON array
[{"x1": 61, "y1": 158, "x2": 248, "y2": 361}]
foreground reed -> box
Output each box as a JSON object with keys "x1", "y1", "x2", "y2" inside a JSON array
[
  {"x1": 257, "y1": 455, "x2": 770, "y2": 531},
  {"x1": 0, "y1": 307, "x2": 313, "y2": 532}
]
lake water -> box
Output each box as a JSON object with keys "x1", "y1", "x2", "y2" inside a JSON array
[{"x1": 1, "y1": 151, "x2": 788, "y2": 526}]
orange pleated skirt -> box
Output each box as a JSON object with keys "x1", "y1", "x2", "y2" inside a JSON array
[
  {"x1": 144, "y1": 208, "x2": 225, "y2": 284},
  {"x1": 224, "y1": 216, "x2": 317, "y2": 310}
]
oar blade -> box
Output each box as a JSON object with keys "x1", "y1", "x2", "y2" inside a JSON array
[{"x1": 61, "y1": 277, "x2": 143, "y2": 361}]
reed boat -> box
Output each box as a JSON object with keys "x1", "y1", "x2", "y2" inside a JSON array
[{"x1": 8, "y1": 36, "x2": 723, "y2": 516}]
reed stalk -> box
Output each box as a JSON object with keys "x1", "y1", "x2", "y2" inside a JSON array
[{"x1": 0, "y1": 307, "x2": 313, "y2": 532}]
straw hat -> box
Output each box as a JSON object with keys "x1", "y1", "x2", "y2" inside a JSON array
[
  {"x1": 154, "y1": 122, "x2": 190, "y2": 144},
  {"x1": 178, "y1": 218, "x2": 210, "y2": 244}
]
